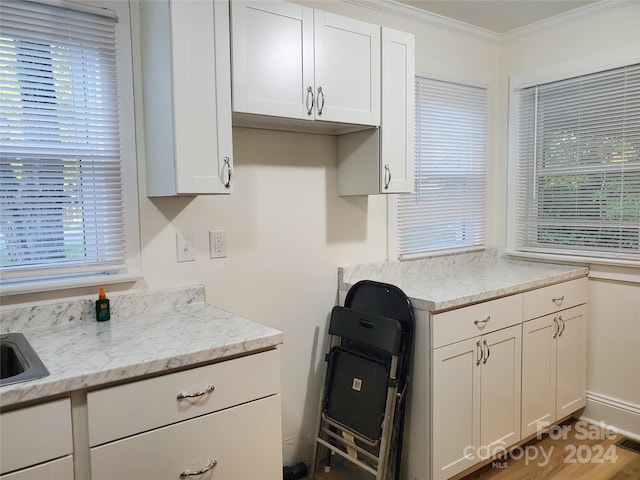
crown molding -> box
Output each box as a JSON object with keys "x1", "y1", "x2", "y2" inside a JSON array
[
  {"x1": 502, "y1": 0, "x2": 637, "y2": 41},
  {"x1": 344, "y1": 0, "x2": 501, "y2": 44},
  {"x1": 345, "y1": 0, "x2": 635, "y2": 44}
]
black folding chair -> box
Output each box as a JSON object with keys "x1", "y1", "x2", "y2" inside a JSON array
[{"x1": 311, "y1": 281, "x2": 414, "y2": 480}]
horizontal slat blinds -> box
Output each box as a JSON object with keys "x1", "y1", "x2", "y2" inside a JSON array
[
  {"x1": 516, "y1": 64, "x2": 640, "y2": 260},
  {"x1": 0, "y1": 0, "x2": 125, "y2": 279},
  {"x1": 397, "y1": 76, "x2": 487, "y2": 257}
]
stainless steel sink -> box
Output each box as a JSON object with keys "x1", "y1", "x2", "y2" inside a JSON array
[{"x1": 0, "y1": 333, "x2": 49, "y2": 386}]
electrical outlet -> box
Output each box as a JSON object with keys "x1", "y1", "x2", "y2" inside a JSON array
[
  {"x1": 176, "y1": 233, "x2": 195, "y2": 262},
  {"x1": 209, "y1": 229, "x2": 227, "y2": 258}
]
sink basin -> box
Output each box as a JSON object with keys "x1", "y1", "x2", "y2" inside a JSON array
[{"x1": 0, "y1": 333, "x2": 49, "y2": 386}]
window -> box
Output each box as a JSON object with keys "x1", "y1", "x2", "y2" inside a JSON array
[
  {"x1": 513, "y1": 64, "x2": 640, "y2": 262},
  {"x1": 0, "y1": 0, "x2": 140, "y2": 293},
  {"x1": 397, "y1": 76, "x2": 487, "y2": 257}
]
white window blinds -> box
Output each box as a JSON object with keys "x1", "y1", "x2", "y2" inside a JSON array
[
  {"x1": 0, "y1": 0, "x2": 126, "y2": 281},
  {"x1": 515, "y1": 64, "x2": 640, "y2": 260},
  {"x1": 397, "y1": 76, "x2": 487, "y2": 257}
]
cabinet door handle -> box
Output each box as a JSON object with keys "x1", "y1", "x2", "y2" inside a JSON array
[
  {"x1": 483, "y1": 340, "x2": 490, "y2": 364},
  {"x1": 558, "y1": 315, "x2": 566, "y2": 337},
  {"x1": 476, "y1": 340, "x2": 483, "y2": 366},
  {"x1": 180, "y1": 459, "x2": 217, "y2": 477},
  {"x1": 552, "y1": 295, "x2": 565, "y2": 306},
  {"x1": 306, "y1": 86, "x2": 314, "y2": 116},
  {"x1": 317, "y1": 86, "x2": 325, "y2": 115},
  {"x1": 223, "y1": 156, "x2": 232, "y2": 189},
  {"x1": 553, "y1": 316, "x2": 559, "y2": 338},
  {"x1": 176, "y1": 384, "x2": 215, "y2": 400},
  {"x1": 384, "y1": 164, "x2": 392, "y2": 190},
  {"x1": 474, "y1": 315, "x2": 491, "y2": 326}
]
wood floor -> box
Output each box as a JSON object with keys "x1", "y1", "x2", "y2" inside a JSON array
[
  {"x1": 311, "y1": 419, "x2": 640, "y2": 480},
  {"x1": 460, "y1": 420, "x2": 640, "y2": 480}
]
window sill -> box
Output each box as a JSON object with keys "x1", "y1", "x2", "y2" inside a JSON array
[
  {"x1": 0, "y1": 272, "x2": 143, "y2": 296},
  {"x1": 503, "y1": 250, "x2": 640, "y2": 284}
]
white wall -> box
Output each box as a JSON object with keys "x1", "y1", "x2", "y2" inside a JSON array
[{"x1": 498, "y1": 2, "x2": 640, "y2": 437}]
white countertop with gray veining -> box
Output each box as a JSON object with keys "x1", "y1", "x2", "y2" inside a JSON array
[
  {"x1": 0, "y1": 286, "x2": 282, "y2": 408},
  {"x1": 339, "y1": 250, "x2": 589, "y2": 312}
]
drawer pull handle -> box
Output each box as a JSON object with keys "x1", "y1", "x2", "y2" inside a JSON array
[
  {"x1": 180, "y1": 459, "x2": 217, "y2": 477},
  {"x1": 553, "y1": 317, "x2": 560, "y2": 338},
  {"x1": 476, "y1": 340, "x2": 483, "y2": 366},
  {"x1": 177, "y1": 384, "x2": 215, "y2": 401},
  {"x1": 552, "y1": 295, "x2": 565, "y2": 306},
  {"x1": 483, "y1": 340, "x2": 490, "y2": 364},
  {"x1": 474, "y1": 315, "x2": 491, "y2": 326},
  {"x1": 558, "y1": 315, "x2": 566, "y2": 337}
]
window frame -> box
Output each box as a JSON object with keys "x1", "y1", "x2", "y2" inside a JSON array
[
  {"x1": 0, "y1": 0, "x2": 141, "y2": 295},
  {"x1": 506, "y1": 61, "x2": 640, "y2": 268}
]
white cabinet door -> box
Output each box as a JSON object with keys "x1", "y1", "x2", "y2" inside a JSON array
[
  {"x1": 521, "y1": 304, "x2": 587, "y2": 436},
  {"x1": 380, "y1": 27, "x2": 414, "y2": 193},
  {"x1": 432, "y1": 337, "x2": 480, "y2": 480},
  {"x1": 231, "y1": 1, "x2": 313, "y2": 119},
  {"x1": 480, "y1": 325, "x2": 522, "y2": 454},
  {"x1": 432, "y1": 326, "x2": 521, "y2": 480},
  {"x1": 522, "y1": 314, "x2": 557, "y2": 438},
  {"x1": 91, "y1": 395, "x2": 282, "y2": 480},
  {"x1": 313, "y1": 11, "x2": 380, "y2": 125},
  {"x1": 142, "y1": 0, "x2": 233, "y2": 196},
  {"x1": 556, "y1": 305, "x2": 587, "y2": 418}
]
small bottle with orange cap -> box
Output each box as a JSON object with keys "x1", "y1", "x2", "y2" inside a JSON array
[{"x1": 96, "y1": 287, "x2": 111, "y2": 322}]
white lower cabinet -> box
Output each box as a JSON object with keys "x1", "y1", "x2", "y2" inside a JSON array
[
  {"x1": 522, "y1": 304, "x2": 587, "y2": 438},
  {"x1": 0, "y1": 398, "x2": 73, "y2": 479},
  {"x1": 432, "y1": 325, "x2": 521, "y2": 480},
  {"x1": 87, "y1": 348, "x2": 283, "y2": 480},
  {"x1": 405, "y1": 277, "x2": 589, "y2": 480},
  {"x1": 91, "y1": 395, "x2": 282, "y2": 480}
]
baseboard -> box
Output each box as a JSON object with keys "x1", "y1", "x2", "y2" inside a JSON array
[{"x1": 580, "y1": 391, "x2": 640, "y2": 441}]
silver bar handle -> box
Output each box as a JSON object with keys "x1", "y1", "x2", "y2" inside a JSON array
[
  {"x1": 180, "y1": 459, "x2": 217, "y2": 477},
  {"x1": 558, "y1": 315, "x2": 566, "y2": 337},
  {"x1": 176, "y1": 384, "x2": 215, "y2": 400},
  {"x1": 483, "y1": 340, "x2": 490, "y2": 364},
  {"x1": 305, "y1": 86, "x2": 314, "y2": 116},
  {"x1": 553, "y1": 316, "x2": 559, "y2": 338},
  {"x1": 552, "y1": 295, "x2": 565, "y2": 306},
  {"x1": 223, "y1": 157, "x2": 232, "y2": 189},
  {"x1": 474, "y1": 315, "x2": 491, "y2": 326},
  {"x1": 476, "y1": 340, "x2": 483, "y2": 366},
  {"x1": 384, "y1": 164, "x2": 391, "y2": 190},
  {"x1": 317, "y1": 86, "x2": 325, "y2": 115}
]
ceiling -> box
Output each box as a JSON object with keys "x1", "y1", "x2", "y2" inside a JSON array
[{"x1": 394, "y1": 0, "x2": 599, "y2": 34}]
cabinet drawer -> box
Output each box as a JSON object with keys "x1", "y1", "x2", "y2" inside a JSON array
[
  {"x1": 523, "y1": 277, "x2": 588, "y2": 320},
  {"x1": 88, "y1": 348, "x2": 280, "y2": 446},
  {"x1": 0, "y1": 398, "x2": 72, "y2": 475},
  {"x1": 91, "y1": 395, "x2": 283, "y2": 480},
  {"x1": 432, "y1": 294, "x2": 523, "y2": 349},
  {"x1": 0, "y1": 456, "x2": 73, "y2": 480}
]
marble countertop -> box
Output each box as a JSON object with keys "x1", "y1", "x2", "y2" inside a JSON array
[
  {"x1": 339, "y1": 251, "x2": 589, "y2": 312},
  {"x1": 0, "y1": 287, "x2": 282, "y2": 408}
]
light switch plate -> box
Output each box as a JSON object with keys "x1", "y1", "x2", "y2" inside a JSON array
[{"x1": 176, "y1": 233, "x2": 195, "y2": 262}]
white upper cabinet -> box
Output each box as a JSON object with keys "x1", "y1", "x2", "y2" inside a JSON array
[
  {"x1": 380, "y1": 27, "x2": 414, "y2": 193},
  {"x1": 231, "y1": 0, "x2": 380, "y2": 127},
  {"x1": 141, "y1": 0, "x2": 233, "y2": 196},
  {"x1": 337, "y1": 27, "x2": 415, "y2": 195}
]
